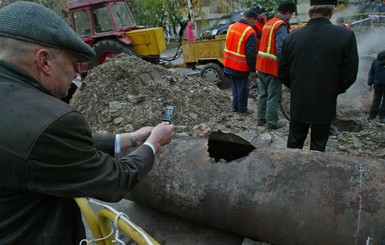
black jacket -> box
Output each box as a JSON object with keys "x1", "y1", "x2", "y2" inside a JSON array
[
  {"x1": 368, "y1": 58, "x2": 385, "y2": 90},
  {"x1": 0, "y1": 60, "x2": 154, "y2": 244},
  {"x1": 279, "y1": 17, "x2": 359, "y2": 124}
]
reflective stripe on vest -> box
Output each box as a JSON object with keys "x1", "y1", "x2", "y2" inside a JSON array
[
  {"x1": 223, "y1": 24, "x2": 254, "y2": 72},
  {"x1": 256, "y1": 18, "x2": 288, "y2": 76},
  {"x1": 258, "y1": 20, "x2": 284, "y2": 61},
  {"x1": 224, "y1": 26, "x2": 252, "y2": 58}
]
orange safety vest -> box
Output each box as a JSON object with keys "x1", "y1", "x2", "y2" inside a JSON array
[
  {"x1": 256, "y1": 17, "x2": 289, "y2": 76},
  {"x1": 223, "y1": 22, "x2": 256, "y2": 72}
]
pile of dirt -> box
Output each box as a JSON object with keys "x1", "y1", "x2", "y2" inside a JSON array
[
  {"x1": 70, "y1": 53, "x2": 385, "y2": 160},
  {"x1": 70, "y1": 54, "x2": 257, "y2": 137}
]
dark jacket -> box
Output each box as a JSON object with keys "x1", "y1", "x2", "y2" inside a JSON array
[
  {"x1": 368, "y1": 58, "x2": 385, "y2": 90},
  {"x1": 278, "y1": 17, "x2": 359, "y2": 124},
  {"x1": 0, "y1": 61, "x2": 154, "y2": 244},
  {"x1": 224, "y1": 18, "x2": 257, "y2": 78}
]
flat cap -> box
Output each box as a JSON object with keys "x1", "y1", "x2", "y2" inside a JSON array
[
  {"x1": 0, "y1": 1, "x2": 95, "y2": 61},
  {"x1": 310, "y1": 0, "x2": 337, "y2": 6}
]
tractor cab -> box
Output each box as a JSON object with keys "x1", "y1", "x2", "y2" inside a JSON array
[
  {"x1": 67, "y1": 0, "x2": 139, "y2": 45},
  {"x1": 66, "y1": 0, "x2": 166, "y2": 77}
]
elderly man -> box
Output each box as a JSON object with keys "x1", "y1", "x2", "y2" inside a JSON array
[
  {"x1": 0, "y1": 1, "x2": 174, "y2": 244},
  {"x1": 278, "y1": 0, "x2": 359, "y2": 151}
]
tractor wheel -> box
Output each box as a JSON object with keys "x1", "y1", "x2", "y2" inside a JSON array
[
  {"x1": 92, "y1": 39, "x2": 136, "y2": 67},
  {"x1": 199, "y1": 63, "x2": 225, "y2": 86}
]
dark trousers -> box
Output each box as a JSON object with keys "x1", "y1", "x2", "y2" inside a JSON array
[
  {"x1": 287, "y1": 120, "x2": 331, "y2": 152},
  {"x1": 369, "y1": 89, "x2": 385, "y2": 118},
  {"x1": 231, "y1": 76, "x2": 249, "y2": 113}
]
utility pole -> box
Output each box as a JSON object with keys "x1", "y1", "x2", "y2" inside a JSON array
[{"x1": 186, "y1": 0, "x2": 193, "y2": 22}]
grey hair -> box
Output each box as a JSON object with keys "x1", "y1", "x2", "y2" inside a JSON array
[
  {"x1": 0, "y1": 37, "x2": 37, "y2": 60},
  {"x1": 0, "y1": 36, "x2": 62, "y2": 64},
  {"x1": 308, "y1": 4, "x2": 335, "y2": 18}
]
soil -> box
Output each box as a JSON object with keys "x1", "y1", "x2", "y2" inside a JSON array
[
  {"x1": 69, "y1": 43, "x2": 385, "y2": 245},
  {"x1": 70, "y1": 53, "x2": 385, "y2": 160},
  {"x1": 70, "y1": 54, "x2": 257, "y2": 137}
]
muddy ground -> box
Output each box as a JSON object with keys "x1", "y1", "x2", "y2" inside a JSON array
[
  {"x1": 70, "y1": 53, "x2": 385, "y2": 160},
  {"x1": 69, "y1": 37, "x2": 385, "y2": 244},
  {"x1": 71, "y1": 53, "x2": 385, "y2": 245}
]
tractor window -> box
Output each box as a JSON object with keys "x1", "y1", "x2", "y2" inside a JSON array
[
  {"x1": 92, "y1": 5, "x2": 113, "y2": 33},
  {"x1": 73, "y1": 10, "x2": 91, "y2": 36},
  {"x1": 111, "y1": 3, "x2": 136, "y2": 29}
]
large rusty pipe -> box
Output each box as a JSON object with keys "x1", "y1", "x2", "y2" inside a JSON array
[{"x1": 125, "y1": 134, "x2": 385, "y2": 245}]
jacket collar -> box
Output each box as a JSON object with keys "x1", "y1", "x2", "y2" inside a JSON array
[
  {"x1": 0, "y1": 60, "x2": 51, "y2": 95},
  {"x1": 274, "y1": 14, "x2": 291, "y2": 28},
  {"x1": 307, "y1": 17, "x2": 332, "y2": 25},
  {"x1": 238, "y1": 18, "x2": 258, "y2": 33}
]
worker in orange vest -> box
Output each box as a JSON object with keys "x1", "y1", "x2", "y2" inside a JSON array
[
  {"x1": 223, "y1": 8, "x2": 259, "y2": 115},
  {"x1": 256, "y1": 1, "x2": 296, "y2": 129}
]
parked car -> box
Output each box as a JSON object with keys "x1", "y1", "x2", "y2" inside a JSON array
[{"x1": 200, "y1": 11, "x2": 244, "y2": 39}]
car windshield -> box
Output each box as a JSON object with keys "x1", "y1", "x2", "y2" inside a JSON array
[{"x1": 215, "y1": 16, "x2": 232, "y2": 25}]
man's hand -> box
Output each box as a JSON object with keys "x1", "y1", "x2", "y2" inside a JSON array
[{"x1": 146, "y1": 122, "x2": 175, "y2": 151}]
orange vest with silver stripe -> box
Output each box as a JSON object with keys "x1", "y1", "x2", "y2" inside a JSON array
[
  {"x1": 256, "y1": 17, "x2": 288, "y2": 76},
  {"x1": 223, "y1": 22, "x2": 256, "y2": 72}
]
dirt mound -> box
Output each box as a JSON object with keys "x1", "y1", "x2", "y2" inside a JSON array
[
  {"x1": 70, "y1": 53, "x2": 385, "y2": 160},
  {"x1": 70, "y1": 54, "x2": 256, "y2": 136}
]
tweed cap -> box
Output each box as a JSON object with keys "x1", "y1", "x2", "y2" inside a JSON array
[
  {"x1": 0, "y1": 1, "x2": 95, "y2": 61},
  {"x1": 310, "y1": 0, "x2": 337, "y2": 6}
]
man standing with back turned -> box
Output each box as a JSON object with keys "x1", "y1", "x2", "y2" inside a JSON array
[
  {"x1": 278, "y1": 0, "x2": 359, "y2": 152},
  {"x1": 223, "y1": 8, "x2": 259, "y2": 115},
  {"x1": 256, "y1": 1, "x2": 296, "y2": 129}
]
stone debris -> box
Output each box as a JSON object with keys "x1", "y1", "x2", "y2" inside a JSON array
[{"x1": 70, "y1": 53, "x2": 385, "y2": 160}]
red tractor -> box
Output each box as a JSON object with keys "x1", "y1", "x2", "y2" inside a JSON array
[{"x1": 67, "y1": 0, "x2": 167, "y2": 77}]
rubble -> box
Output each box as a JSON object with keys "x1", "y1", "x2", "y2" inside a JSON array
[
  {"x1": 70, "y1": 51, "x2": 385, "y2": 244},
  {"x1": 70, "y1": 53, "x2": 385, "y2": 160},
  {"x1": 70, "y1": 54, "x2": 258, "y2": 137}
]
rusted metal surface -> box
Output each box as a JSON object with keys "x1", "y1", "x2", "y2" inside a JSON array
[{"x1": 125, "y1": 134, "x2": 385, "y2": 245}]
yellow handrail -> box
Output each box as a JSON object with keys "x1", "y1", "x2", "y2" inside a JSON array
[
  {"x1": 75, "y1": 197, "x2": 160, "y2": 245},
  {"x1": 97, "y1": 208, "x2": 160, "y2": 245},
  {"x1": 75, "y1": 198, "x2": 106, "y2": 245}
]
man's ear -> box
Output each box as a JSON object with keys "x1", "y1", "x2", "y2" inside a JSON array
[{"x1": 35, "y1": 49, "x2": 51, "y2": 75}]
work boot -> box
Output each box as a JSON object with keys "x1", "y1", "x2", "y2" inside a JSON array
[
  {"x1": 267, "y1": 121, "x2": 285, "y2": 130},
  {"x1": 257, "y1": 119, "x2": 266, "y2": 126},
  {"x1": 239, "y1": 108, "x2": 254, "y2": 116}
]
